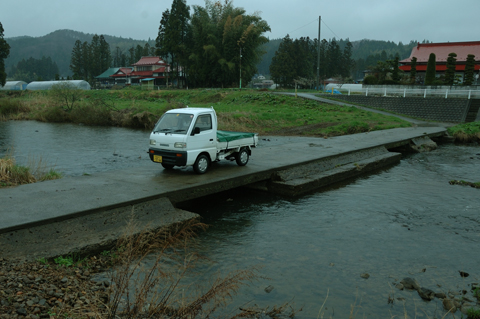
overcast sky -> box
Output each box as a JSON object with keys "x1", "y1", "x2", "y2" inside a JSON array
[{"x1": 1, "y1": 0, "x2": 478, "y2": 44}]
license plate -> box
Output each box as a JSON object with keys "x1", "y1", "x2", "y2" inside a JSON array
[{"x1": 153, "y1": 155, "x2": 162, "y2": 163}]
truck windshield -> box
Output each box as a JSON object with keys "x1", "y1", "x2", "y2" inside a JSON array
[{"x1": 153, "y1": 113, "x2": 193, "y2": 135}]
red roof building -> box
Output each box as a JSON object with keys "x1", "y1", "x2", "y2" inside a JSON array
[
  {"x1": 129, "y1": 56, "x2": 171, "y2": 85},
  {"x1": 399, "y1": 41, "x2": 480, "y2": 83}
]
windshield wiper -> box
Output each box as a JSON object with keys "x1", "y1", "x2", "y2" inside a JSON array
[
  {"x1": 173, "y1": 129, "x2": 187, "y2": 133},
  {"x1": 154, "y1": 128, "x2": 173, "y2": 133}
]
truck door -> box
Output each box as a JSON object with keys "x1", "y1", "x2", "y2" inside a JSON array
[{"x1": 186, "y1": 113, "x2": 216, "y2": 164}]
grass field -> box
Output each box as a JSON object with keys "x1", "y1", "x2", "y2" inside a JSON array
[{"x1": 0, "y1": 88, "x2": 411, "y2": 136}]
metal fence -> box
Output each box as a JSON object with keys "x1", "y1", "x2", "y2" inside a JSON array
[{"x1": 333, "y1": 87, "x2": 480, "y2": 99}]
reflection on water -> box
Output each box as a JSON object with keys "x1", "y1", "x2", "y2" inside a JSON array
[
  {"x1": 0, "y1": 120, "x2": 151, "y2": 176},
  {"x1": 176, "y1": 144, "x2": 480, "y2": 318},
  {"x1": 2, "y1": 120, "x2": 479, "y2": 317}
]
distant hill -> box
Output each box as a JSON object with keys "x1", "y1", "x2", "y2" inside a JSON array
[
  {"x1": 5, "y1": 29, "x2": 154, "y2": 77},
  {"x1": 4, "y1": 29, "x2": 420, "y2": 80}
]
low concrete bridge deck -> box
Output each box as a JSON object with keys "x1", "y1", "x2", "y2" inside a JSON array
[{"x1": 1, "y1": 126, "x2": 446, "y2": 235}]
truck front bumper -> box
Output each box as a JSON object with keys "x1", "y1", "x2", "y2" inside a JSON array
[{"x1": 148, "y1": 148, "x2": 187, "y2": 166}]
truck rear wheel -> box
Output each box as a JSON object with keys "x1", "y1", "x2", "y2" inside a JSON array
[
  {"x1": 193, "y1": 154, "x2": 210, "y2": 174},
  {"x1": 235, "y1": 148, "x2": 249, "y2": 166}
]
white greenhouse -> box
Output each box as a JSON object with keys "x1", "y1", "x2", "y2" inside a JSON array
[
  {"x1": 0, "y1": 81, "x2": 28, "y2": 91},
  {"x1": 26, "y1": 80, "x2": 91, "y2": 91}
]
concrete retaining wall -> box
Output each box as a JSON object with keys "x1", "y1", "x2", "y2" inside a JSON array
[{"x1": 326, "y1": 95, "x2": 476, "y2": 123}]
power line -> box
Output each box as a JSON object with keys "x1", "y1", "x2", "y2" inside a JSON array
[
  {"x1": 286, "y1": 18, "x2": 318, "y2": 37},
  {"x1": 286, "y1": 17, "x2": 340, "y2": 40},
  {"x1": 321, "y1": 19, "x2": 339, "y2": 39}
]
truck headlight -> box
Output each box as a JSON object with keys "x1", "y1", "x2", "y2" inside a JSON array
[
  {"x1": 150, "y1": 139, "x2": 156, "y2": 145},
  {"x1": 174, "y1": 142, "x2": 186, "y2": 148}
]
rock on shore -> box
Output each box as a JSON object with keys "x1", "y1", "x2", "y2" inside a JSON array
[{"x1": 0, "y1": 257, "x2": 109, "y2": 318}]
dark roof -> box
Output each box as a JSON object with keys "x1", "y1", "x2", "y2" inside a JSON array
[{"x1": 95, "y1": 68, "x2": 120, "y2": 79}]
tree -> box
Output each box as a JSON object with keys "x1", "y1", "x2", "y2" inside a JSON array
[
  {"x1": 270, "y1": 35, "x2": 295, "y2": 87},
  {"x1": 410, "y1": 56, "x2": 417, "y2": 84},
  {"x1": 49, "y1": 82, "x2": 82, "y2": 112},
  {"x1": 340, "y1": 40, "x2": 354, "y2": 78},
  {"x1": 0, "y1": 22, "x2": 11, "y2": 86},
  {"x1": 444, "y1": 52, "x2": 457, "y2": 86},
  {"x1": 156, "y1": 0, "x2": 191, "y2": 87},
  {"x1": 370, "y1": 60, "x2": 392, "y2": 83},
  {"x1": 463, "y1": 54, "x2": 475, "y2": 86},
  {"x1": 99, "y1": 35, "x2": 112, "y2": 72},
  {"x1": 70, "y1": 40, "x2": 84, "y2": 80},
  {"x1": 325, "y1": 38, "x2": 341, "y2": 78},
  {"x1": 424, "y1": 53, "x2": 436, "y2": 85},
  {"x1": 11, "y1": 56, "x2": 59, "y2": 82},
  {"x1": 188, "y1": 0, "x2": 270, "y2": 88},
  {"x1": 391, "y1": 56, "x2": 400, "y2": 83}
]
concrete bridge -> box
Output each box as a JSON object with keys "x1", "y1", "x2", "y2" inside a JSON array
[{"x1": 0, "y1": 126, "x2": 447, "y2": 260}]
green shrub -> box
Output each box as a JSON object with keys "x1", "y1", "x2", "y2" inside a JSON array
[
  {"x1": 70, "y1": 103, "x2": 112, "y2": 126},
  {"x1": 38, "y1": 106, "x2": 71, "y2": 123},
  {"x1": 363, "y1": 75, "x2": 378, "y2": 85}
]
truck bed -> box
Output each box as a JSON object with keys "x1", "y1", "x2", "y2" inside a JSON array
[{"x1": 216, "y1": 130, "x2": 258, "y2": 150}]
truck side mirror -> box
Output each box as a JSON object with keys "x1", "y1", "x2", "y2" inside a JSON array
[{"x1": 191, "y1": 127, "x2": 201, "y2": 136}]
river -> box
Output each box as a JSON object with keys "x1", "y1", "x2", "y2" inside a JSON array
[{"x1": 1, "y1": 120, "x2": 479, "y2": 318}]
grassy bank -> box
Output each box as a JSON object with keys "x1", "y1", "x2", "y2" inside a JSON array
[
  {"x1": 0, "y1": 155, "x2": 62, "y2": 188},
  {"x1": 447, "y1": 121, "x2": 480, "y2": 143},
  {"x1": 0, "y1": 88, "x2": 411, "y2": 136}
]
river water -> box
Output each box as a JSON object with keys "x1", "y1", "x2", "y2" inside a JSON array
[{"x1": 1, "y1": 121, "x2": 480, "y2": 318}]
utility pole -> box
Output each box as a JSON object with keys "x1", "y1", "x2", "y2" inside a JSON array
[
  {"x1": 239, "y1": 47, "x2": 242, "y2": 89},
  {"x1": 316, "y1": 16, "x2": 321, "y2": 91}
]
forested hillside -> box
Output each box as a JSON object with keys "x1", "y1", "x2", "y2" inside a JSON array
[
  {"x1": 258, "y1": 37, "x2": 420, "y2": 79},
  {"x1": 5, "y1": 29, "x2": 154, "y2": 77},
  {"x1": 4, "y1": 29, "x2": 421, "y2": 81}
]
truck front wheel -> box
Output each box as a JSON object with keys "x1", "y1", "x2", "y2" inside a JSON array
[
  {"x1": 193, "y1": 154, "x2": 210, "y2": 174},
  {"x1": 235, "y1": 148, "x2": 249, "y2": 166}
]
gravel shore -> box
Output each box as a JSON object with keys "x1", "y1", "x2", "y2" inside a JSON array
[{"x1": 0, "y1": 256, "x2": 110, "y2": 318}]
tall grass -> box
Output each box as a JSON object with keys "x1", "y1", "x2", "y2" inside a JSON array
[
  {"x1": 105, "y1": 217, "x2": 261, "y2": 319},
  {"x1": 0, "y1": 154, "x2": 62, "y2": 187}
]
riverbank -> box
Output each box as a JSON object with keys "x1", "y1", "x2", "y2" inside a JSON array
[
  {"x1": 0, "y1": 220, "x2": 269, "y2": 319},
  {"x1": 0, "y1": 88, "x2": 411, "y2": 136},
  {"x1": 447, "y1": 121, "x2": 480, "y2": 142}
]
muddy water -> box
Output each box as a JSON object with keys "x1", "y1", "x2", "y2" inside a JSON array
[{"x1": 2, "y1": 120, "x2": 480, "y2": 318}]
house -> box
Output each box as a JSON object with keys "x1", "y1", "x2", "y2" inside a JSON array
[
  {"x1": 96, "y1": 56, "x2": 178, "y2": 88},
  {"x1": 109, "y1": 67, "x2": 134, "y2": 85},
  {"x1": 399, "y1": 41, "x2": 480, "y2": 83},
  {"x1": 129, "y1": 56, "x2": 172, "y2": 87},
  {"x1": 95, "y1": 67, "x2": 120, "y2": 87}
]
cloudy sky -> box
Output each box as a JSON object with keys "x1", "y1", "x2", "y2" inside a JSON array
[{"x1": 1, "y1": 0, "x2": 478, "y2": 44}]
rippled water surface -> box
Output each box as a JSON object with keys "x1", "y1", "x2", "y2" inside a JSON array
[
  {"x1": 177, "y1": 143, "x2": 480, "y2": 318},
  {"x1": 0, "y1": 120, "x2": 152, "y2": 175},
  {"x1": 2, "y1": 120, "x2": 480, "y2": 318}
]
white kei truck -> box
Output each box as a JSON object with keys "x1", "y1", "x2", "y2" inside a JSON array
[{"x1": 148, "y1": 107, "x2": 258, "y2": 174}]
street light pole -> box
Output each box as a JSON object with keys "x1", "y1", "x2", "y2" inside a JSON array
[{"x1": 316, "y1": 16, "x2": 321, "y2": 91}]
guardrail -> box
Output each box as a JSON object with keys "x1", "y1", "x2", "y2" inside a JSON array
[{"x1": 332, "y1": 87, "x2": 480, "y2": 99}]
